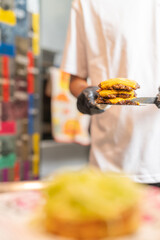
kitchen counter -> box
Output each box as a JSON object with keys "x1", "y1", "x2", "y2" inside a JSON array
[{"x1": 0, "y1": 181, "x2": 44, "y2": 193}]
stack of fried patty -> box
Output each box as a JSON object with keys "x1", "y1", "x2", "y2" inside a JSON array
[{"x1": 96, "y1": 78, "x2": 140, "y2": 105}]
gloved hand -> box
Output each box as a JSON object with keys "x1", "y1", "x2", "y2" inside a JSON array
[
  {"x1": 155, "y1": 87, "x2": 160, "y2": 108},
  {"x1": 77, "y1": 86, "x2": 104, "y2": 115}
]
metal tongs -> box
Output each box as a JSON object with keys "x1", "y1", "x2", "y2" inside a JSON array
[{"x1": 95, "y1": 89, "x2": 160, "y2": 110}]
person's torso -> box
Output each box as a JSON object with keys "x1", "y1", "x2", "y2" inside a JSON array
[{"x1": 79, "y1": 0, "x2": 160, "y2": 182}]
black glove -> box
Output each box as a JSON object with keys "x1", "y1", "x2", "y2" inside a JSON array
[
  {"x1": 155, "y1": 87, "x2": 160, "y2": 108},
  {"x1": 77, "y1": 86, "x2": 104, "y2": 115}
]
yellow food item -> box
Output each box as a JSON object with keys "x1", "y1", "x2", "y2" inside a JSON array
[
  {"x1": 42, "y1": 168, "x2": 142, "y2": 239},
  {"x1": 107, "y1": 97, "x2": 136, "y2": 104},
  {"x1": 100, "y1": 78, "x2": 138, "y2": 90},
  {"x1": 96, "y1": 78, "x2": 140, "y2": 105},
  {"x1": 99, "y1": 89, "x2": 135, "y2": 98}
]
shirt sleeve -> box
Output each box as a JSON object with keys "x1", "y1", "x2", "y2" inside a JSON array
[{"x1": 61, "y1": 0, "x2": 88, "y2": 79}]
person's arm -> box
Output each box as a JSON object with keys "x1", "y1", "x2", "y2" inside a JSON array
[
  {"x1": 61, "y1": 2, "x2": 103, "y2": 115},
  {"x1": 70, "y1": 75, "x2": 104, "y2": 115},
  {"x1": 70, "y1": 75, "x2": 88, "y2": 98}
]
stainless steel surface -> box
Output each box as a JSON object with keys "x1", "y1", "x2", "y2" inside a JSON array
[
  {"x1": 0, "y1": 181, "x2": 46, "y2": 193},
  {"x1": 96, "y1": 97, "x2": 157, "y2": 110},
  {"x1": 95, "y1": 104, "x2": 111, "y2": 110},
  {"x1": 131, "y1": 97, "x2": 156, "y2": 104}
]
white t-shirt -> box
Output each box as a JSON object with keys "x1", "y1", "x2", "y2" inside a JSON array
[{"x1": 61, "y1": 0, "x2": 160, "y2": 183}]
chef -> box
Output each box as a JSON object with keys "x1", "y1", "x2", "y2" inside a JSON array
[{"x1": 61, "y1": 0, "x2": 160, "y2": 186}]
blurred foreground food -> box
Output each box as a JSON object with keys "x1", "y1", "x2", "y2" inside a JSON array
[{"x1": 41, "y1": 168, "x2": 143, "y2": 239}]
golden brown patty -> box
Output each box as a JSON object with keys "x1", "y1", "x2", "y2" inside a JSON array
[
  {"x1": 98, "y1": 90, "x2": 136, "y2": 99},
  {"x1": 96, "y1": 96, "x2": 139, "y2": 105},
  {"x1": 98, "y1": 78, "x2": 140, "y2": 91},
  {"x1": 98, "y1": 83, "x2": 140, "y2": 91}
]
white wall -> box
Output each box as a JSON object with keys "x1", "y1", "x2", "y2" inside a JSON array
[{"x1": 41, "y1": 0, "x2": 72, "y2": 66}]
